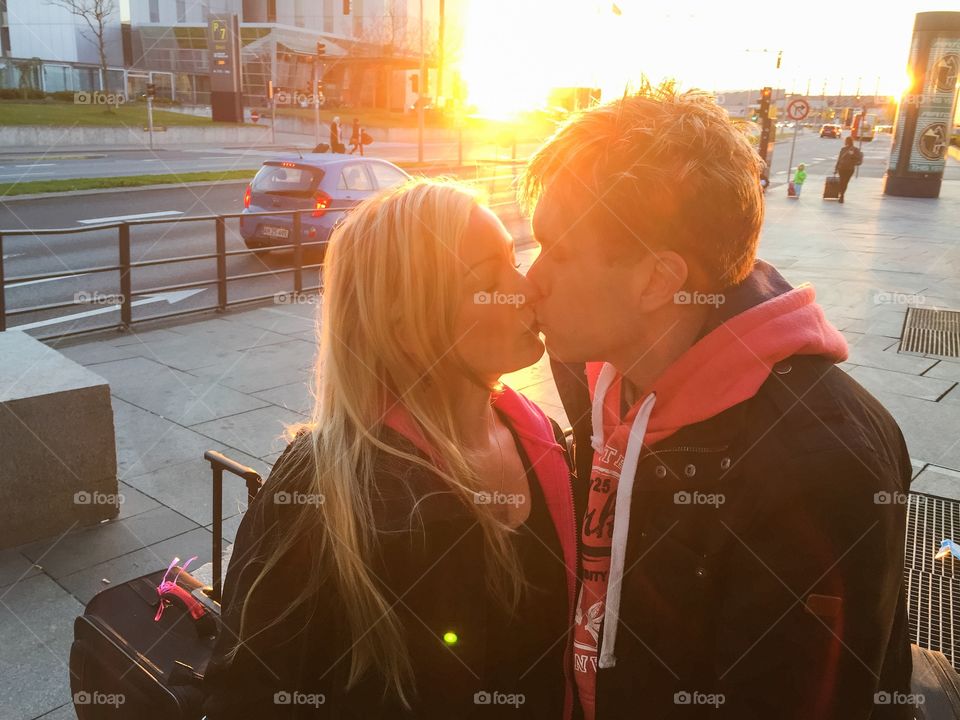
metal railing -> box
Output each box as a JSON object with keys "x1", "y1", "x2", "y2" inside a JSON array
[
  {"x1": 0, "y1": 165, "x2": 526, "y2": 340},
  {"x1": 0, "y1": 208, "x2": 341, "y2": 339}
]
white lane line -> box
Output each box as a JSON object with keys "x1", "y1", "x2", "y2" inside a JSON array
[
  {"x1": 143, "y1": 159, "x2": 160, "y2": 162},
  {"x1": 15, "y1": 163, "x2": 55, "y2": 167},
  {"x1": 3, "y1": 253, "x2": 24, "y2": 259},
  {"x1": 7, "y1": 272, "x2": 90, "y2": 288},
  {"x1": 78, "y1": 210, "x2": 183, "y2": 225},
  {"x1": 0, "y1": 172, "x2": 54, "y2": 178},
  {"x1": 200, "y1": 156, "x2": 237, "y2": 160}
]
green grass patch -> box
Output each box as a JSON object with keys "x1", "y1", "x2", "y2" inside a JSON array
[
  {"x1": 0, "y1": 101, "x2": 242, "y2": 127},
  {"x1": 0, "y1": 169, "x2": 256, "y2": 197}
]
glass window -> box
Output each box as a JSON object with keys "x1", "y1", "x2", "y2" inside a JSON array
[
  {"x1": 369, "y1": 163, "x2": 406, "y2": 190},
  {"x1": 337, "y1": 165, "x2": 373, "y2": 191},
  {"x1": 252, "y1": 164, "x2": 321, "y2": 195},
  {"x1": 149, "y1": 0, "x2": 159, "y2": 23}
]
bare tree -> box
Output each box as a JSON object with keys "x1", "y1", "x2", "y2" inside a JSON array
[{"x1": 46, "y1": 0, "x2": 116, "y2": 95}]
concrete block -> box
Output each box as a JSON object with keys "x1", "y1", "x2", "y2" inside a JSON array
[{"x1": 0, "y1": 332, "x2": 117, "y2": 549}]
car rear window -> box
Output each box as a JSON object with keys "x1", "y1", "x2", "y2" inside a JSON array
[{"x1": 252, "y1": 164, "x2": 322, "y2": 195}]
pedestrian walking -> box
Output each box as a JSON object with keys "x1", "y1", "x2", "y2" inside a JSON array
[
  {"x1": 834, "y1": 137, "x2": 863, "y2": 203},
  {"x1": 348, "y1": 117, "x2": 364, "y2": 156}
]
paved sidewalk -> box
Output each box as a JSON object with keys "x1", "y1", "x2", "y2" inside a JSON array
[{"x1": 1, "y1": 172, "x2": 958, "y2": 719}]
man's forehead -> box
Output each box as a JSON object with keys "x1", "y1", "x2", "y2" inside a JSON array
[{"x1": 532, "y1": 182, "x2": 599, "y2": 243}]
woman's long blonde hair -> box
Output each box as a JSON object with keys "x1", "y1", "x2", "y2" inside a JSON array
[{"x1": 229, "y1": 178, "x2": 525, "y2": 706}]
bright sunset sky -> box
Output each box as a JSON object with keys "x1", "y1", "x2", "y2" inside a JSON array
[{"x1": 457, "y1": 0, "x2": 958, "y2": 115}]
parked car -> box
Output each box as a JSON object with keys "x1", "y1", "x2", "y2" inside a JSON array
[
  {"x1": 819, "y1": 124, "x2": 842, "y2": 138},
  {"x1": 240, "y1": 154, "x2": 410, "y2": 254}
]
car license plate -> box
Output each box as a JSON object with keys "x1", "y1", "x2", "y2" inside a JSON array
[{"x1": 262, "y1": 225, "x2": 289, "y2": 239}]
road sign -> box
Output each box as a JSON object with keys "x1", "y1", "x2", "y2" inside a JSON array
[
  {"x1": 251, "y1": 110, "x2": 260, "y2": 123},
  {"x1": 786, "y1": 98, "x2": 810, "y2": 121}
]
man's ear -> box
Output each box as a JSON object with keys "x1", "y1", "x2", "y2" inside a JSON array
[{"x1": 637, "y1": 250, "x2": 688, "y2": 312}]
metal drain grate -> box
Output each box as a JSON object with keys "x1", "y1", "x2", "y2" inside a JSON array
[
  {"x1": 904, "y1": 568, "x2": 960, "y2": 671},
  {"x1": 906, "y1": 494, "x2": 960, "y2": 577},
  {"x1": 898, "y1": 306, "x2": 960, "y2": 359},
  {"x1": 904, "y1": 492, "x2": 960, "y2": 673}
]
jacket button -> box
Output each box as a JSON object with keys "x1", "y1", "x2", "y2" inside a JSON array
[
  {"x1": 774, "y1": 361, "x2": 792, "y2": 375},
  {"x1": 655, "y1": 465, "x2": 668, "y2": 479},
  {"x1": 720, "y1": 457, "x2": 732, "y2": 471},
  {"x1": 684, "y1": 464, "x2": 696, "y2": 477}
]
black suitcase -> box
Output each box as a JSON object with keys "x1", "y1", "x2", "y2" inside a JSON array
[
  {"x1": 823, "y1": 174, "x2": 841, "y2": 199},
  {"x1": 70, "y1": 451, "x2": 263, "y2": 719}
]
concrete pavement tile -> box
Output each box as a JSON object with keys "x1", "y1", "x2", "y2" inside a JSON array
[
  {"x1": 191, "y1": 405, "x2": 306, "y2": 459},
  {"x1": 188, "y1": 339, "x2": 316, "y2": 394},
  {"x1": 251, "y1": 380, "x2": 313, "y2": 415},
  {"x1": 116, "y1": 482, "x2": 161, "y2": 520},
  {"x1": 112, "y1": 398, "x2": 244, "y2": 479},
  {"x1": 847, "y1": 366, "x2": 956, "y2": 402},
  {"x1": 912, "y1": 465, "x2": 960, "y2": 501},
  {"x1": 17, "y1": 506, "x2": 198, "y2": 579},
  {"x1": 926, "y1": 360, "x2": 960, "y2": 383},
  {"x1": 47, "y1": 339, "x2": 137, "y2": 367},
  {"x1": 109, "y1": 327, "x2": 185, "y2": 348},
  {"x1": 125, "y1": 452, "x2": 270, "y2": 527},
  {"x1": 911, "y1": 458, "x2": 927, "y2": 479},
  {"x1": 943, "y1": 385, "x2": 960, "y2": 404},
  {"x1": 58, "y1": 527, "x2": 213, "y2": 605},
  {"x1": 0, "y1": 574, "x2": 82, "y2": 651},
  {"x1": 0, "y1": 548, "x2": 40, "y2": 591},
  {"x1": 0, "y1": 644, "x2": 73, "y2": 720},
  {"x1": 220, "y1": 305, "x2": 318, "y2": 335},
  {"x1": 151, "y1": 316, "x2": 293, "y2": 349},
  {"x1": 34, "y1": 703, "x2": 77, "y2": 719},
  {"x1": 872, "y1": 390, "x2": 960, "y2": 472},
  {"x1": 845, "y1": 343, "x2": 938, "y2": 376},
  {"x1": 94, "y1": 355, "x2": 270, "y2": 425},
  {"x1": 206, "y1": 513, "x2": 245, "y2": 546},
  {"x1": 842, "y1": 332, "x2": 899, "y2": 353}
]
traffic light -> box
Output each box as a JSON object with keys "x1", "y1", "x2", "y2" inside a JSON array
[
  {"x1": 267, "y1": 79, "x2": 274, "y2": 100},
  {"x1": 750, "y1": 106, "x2": 759, "y2": 122},
  {"x1": 342, "y1": 0, "x2": 350, "y2": 13},
  {"x1": 316, "y1": 42, "x2": 326, "y2": 57},
  {"x1": 410, "y1": 74, "x2": 419, "y2": 94},
  {"x1": 758, "y1": 86, "x2": 772, "y2": 119}
]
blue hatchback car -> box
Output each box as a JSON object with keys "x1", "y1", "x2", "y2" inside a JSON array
[{"x1": 240, "y1": 154, "x2": 410, "y2": 253}]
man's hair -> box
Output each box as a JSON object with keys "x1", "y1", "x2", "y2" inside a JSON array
[{"x1": 519, "y1": 81, "x2": 765, "y2": 291}]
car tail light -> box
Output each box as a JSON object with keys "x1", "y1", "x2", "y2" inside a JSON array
[
  {"x1": 313, "y1": 190, "x2": 331, "y2": 217},
  {"x1": 243, "y1": 184, "x2": 251, "y2": 209}
]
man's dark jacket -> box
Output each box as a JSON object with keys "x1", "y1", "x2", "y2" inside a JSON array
[{"x1": 553, "y1": 262, "x2": 913, "y2": 719}]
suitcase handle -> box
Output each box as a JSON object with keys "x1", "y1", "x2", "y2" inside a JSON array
[{"x1": 203, "y1": 450, "x2": 263, "y2": 603}]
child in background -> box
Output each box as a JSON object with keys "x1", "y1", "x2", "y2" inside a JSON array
[{"x1": 792, "y1": 163, "x2": 807, "y2": 197}]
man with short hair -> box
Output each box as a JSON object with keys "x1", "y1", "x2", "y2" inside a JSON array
[{"x1": 521, "y1": 87, "x2": 912, "y2": 719}]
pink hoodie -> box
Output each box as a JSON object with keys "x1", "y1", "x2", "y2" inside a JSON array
[
  {"x1": 384, "y1": 386, "x2": 579, "y2": 720},
  {"x1": 573, "y1": 284, "x2": 848, "y2": 720}
]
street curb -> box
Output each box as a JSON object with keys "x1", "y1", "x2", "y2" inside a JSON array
[{"x1": 0, "y1": 178, "x2": 252, "y2": 203}]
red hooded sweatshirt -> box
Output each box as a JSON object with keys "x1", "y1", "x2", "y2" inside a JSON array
[
  {"x1": 573, "y1": 283, "x2": 849, "y2": 720},
  {"x1": 385, "y1": 385, "x2": 580, "y2": 720}
]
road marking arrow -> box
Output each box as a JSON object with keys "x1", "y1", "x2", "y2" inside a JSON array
[{"x1": 10, "y1": 288, "x2": 205, "y2": 331}]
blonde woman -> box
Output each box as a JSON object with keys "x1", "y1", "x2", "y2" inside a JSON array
[{"x1": 203, "y1": 179, "x2": 579, "y2": 719}]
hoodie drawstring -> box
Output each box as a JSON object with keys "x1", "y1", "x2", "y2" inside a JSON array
[{"x1": 588, "y1": 364, "x2": 657, "y2": 670}]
